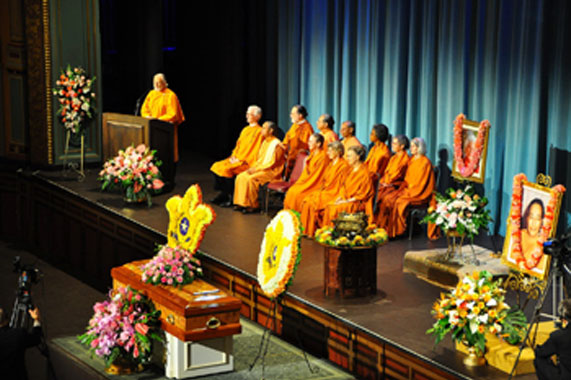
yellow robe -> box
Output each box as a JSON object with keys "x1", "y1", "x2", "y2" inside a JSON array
[
  {"x1": 320, "y1": 129, "x2": 339, "y2": 146},
  {"x1": 341, "y1": 136, "x2": 362, "y2": 158},
  {"x1": 283, "y1": 148, "x2": 329, "y2": 212},
  {"x1": 210, "y1": 124, "x2": 263, "y2": 178},
  {"x1": 233, "y1": 136, "x2": 285, "y2": 208},
  {"x1": 299, "y1": 158, "x2": 350, "y2": 237},
  {"x1": 283, "y1": 121, "x2": 314, "y2": 177},
  {"x1": 322, "y1": 164, "x2": 374, "y2": 228},
  {"x1": 141, "y1": 88, "x2": 185, "y2": 162},
  {"x1": 378, "y1": 155, "x2": 435, "y2": 237}
]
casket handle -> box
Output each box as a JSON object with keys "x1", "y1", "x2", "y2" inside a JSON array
[
  {"x1": 166, "y1": 314, "x2": 175, "y2": 325},
  {"x1": 206, "y1": 317, "x2": 221, "y2": 330}
]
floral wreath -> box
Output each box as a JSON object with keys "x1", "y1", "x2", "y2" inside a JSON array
[
  {"x1": 509, "y1": 173, "x2": 566, "y2": 270},
  {"x1": 165, "y1": 185, "x2": 216, "y2": 254},
  {"x1": 453, "y1": 113, "x2": 490, "y2": 178},
  {"x1": 257, "y1": 210, "x2": 302, "y2": 299}
]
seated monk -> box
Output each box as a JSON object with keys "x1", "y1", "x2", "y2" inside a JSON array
[
  {"x1": 233, "y1": 122, "x2": 285, "y2": 214},
  {"x1": 283, "y1": 133, "x2": 329, "y2": 212},
  {"x1": 322, "y1": 145, "x2": 374, "y2": 228},
  {"x1": 282, "y1": 105, "x2": 314, "y2": 179},
  {"x1": 210, "y1": 105, "x2": 264, "y2": 206},
  {"x1": 377, "y1": 137, "x2": 435, "y2": 238},
  {"x1": 316, "y1": 114, "x2": 339, "y2": 146},
  {"x1": 340, "y1": 120, "x2": 362, "y2": 158},
  {"x1": 364, "y1": 123, "x2": 391, "y2": 176},
  {"x1": 373, "y1": 134, "x2": 410, "y2": 207},
  {"x1": 299, "y1": 141, "x2": 349, "y2": 237}
]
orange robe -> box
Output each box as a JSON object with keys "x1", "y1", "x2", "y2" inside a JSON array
[
  {"x1": 283, "y1": 121, "x2": 314, "y2": 176},
  {"x1": 365, "y1": 142, "x2": 391, "y2": 176},
  {"x1": 299, "y1": 158, "x2": 349, "y2": 237},
  {"x1": 322, "y1": 164, "x2": 374, "y2": 228},
  {"x1": 375, "y1": 150, "x2": 410, "y2": 202},
  {"x1": 320, "y1": 129, "x2": 339, "y2": 146},
  {"x1": 210, "y1": 124, "x2": 263, "y2": 178},
  {"x1": 141, "y1": 88, "x2": 185, "y2": 162},
  {"x1": 341, "y1": 136, "x2": 362, "y2": 158},
  {"x1": 283, "y1": 148, "x2": 329, "y2": 212},
  {"x1": 233, "y1": 136, "x2": 285, "y2": 208},
  {"x1": 377, "y1": 155, "x2": 435, "y2": 237}
]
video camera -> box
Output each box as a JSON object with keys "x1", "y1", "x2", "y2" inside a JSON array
[
  {"x1": 13, "y1": 256, "x2": 42, "y2": 294},
  {"x1": 10, "y1": 256, "x2": 42, "y2": 329},
  {"x1": 543, "y1": 228, "x2": 571, "y2": 261}
]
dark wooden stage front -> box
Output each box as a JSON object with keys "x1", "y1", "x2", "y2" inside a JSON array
[{"x1": 0, "y1": 153, "x2": 535, "y2": 380}]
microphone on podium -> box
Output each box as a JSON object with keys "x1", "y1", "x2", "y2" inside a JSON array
[{"x1": 134, "y1": 91, "x2": 148, "y2": 116}]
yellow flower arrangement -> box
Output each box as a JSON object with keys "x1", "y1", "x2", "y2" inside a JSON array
[
  {"x1": 257, "y1": 210, "x2": 302, "y2": 299},
  {"x1": 427, "y1": 270, "x2": 527, "y2": 355},
  {"x1": 315, "y1": 224, "x2": 388, "y2": 248}
]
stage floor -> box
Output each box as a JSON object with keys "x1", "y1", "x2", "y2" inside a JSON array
[{"x1": 36, "y1": 151, "x2": 536, "y2": 380}]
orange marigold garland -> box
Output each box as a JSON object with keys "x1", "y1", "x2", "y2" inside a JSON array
[
  {"x1": 453, "y1": 113, "x2": 490, "y2": 177},
  {"x1": 509, "y1": 173, "x2": 566, "y2": 270},
  {"x1": 257, "y1": 210, "x2": 302, "y2": 299}
]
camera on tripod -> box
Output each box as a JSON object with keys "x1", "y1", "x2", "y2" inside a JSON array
[
  {"x1": 543, "y1": 229, "x2": 571, "y2": 260},
  {"x1": 10, "y1": 256, "x2": 42, "y2": 329}
]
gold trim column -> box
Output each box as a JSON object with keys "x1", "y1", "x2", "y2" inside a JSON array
[
  {"x1": 25, "y1": 0, "x2": 53, "y2": 165},
  {"x1": 42, "y1": 0, "x2": 53, "y2": 164}
]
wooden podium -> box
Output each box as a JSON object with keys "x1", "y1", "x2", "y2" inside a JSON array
[{"x1": 102, "y1": 112, "x2": 175, "y2": 188}]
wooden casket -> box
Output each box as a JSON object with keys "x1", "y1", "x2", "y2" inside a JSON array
[
  {"x1": 111, "y1": 260, "x2": 242, "y2": 378},
  {"x1": 111, "y1": 260, "x2": 241, "y2": 342}
]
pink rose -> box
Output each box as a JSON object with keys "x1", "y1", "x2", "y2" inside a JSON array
[
  {"x1": 136, "y1": 144, "x2": 146, "y2": 153},
  {"x1": 152, "y1": 179, "x2": 164, "y2": 190}
]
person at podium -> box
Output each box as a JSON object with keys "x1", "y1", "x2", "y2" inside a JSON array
[{"x1": 141, "y1": 73, "x2": 185, "y2": 172}]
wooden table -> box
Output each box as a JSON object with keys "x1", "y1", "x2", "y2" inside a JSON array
[{"x1": 322, "y1": 245, "x2": 377, "y2": 298}]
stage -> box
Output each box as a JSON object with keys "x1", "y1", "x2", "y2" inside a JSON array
[{"x1": 2, "y1": 152, "x2": 537, "y2": 380}]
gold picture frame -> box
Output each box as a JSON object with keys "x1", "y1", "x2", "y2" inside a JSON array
[
  {"x1": 452, "y1": 118, "x2": 490, "y2": 184},
  {"x1": 501, "y1": 177, "x2": 564, "y2": 280}
]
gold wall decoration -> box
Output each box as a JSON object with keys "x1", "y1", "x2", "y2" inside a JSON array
[{"x1": 24, "y1": 0, "x2": 52, "y2": 165}]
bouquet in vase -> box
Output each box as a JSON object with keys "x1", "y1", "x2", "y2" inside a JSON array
[
  {"x1": 427, "y1": 270, "x2": 526, "y2": 355},
  {"x1": 99, "y1": 144, "x2": 164, "y2": 206},
  {"x1": 422, "y1": 185, "x2": 492, "y2": 239},
  {"x1": 78, "y1": 286, "x2": 163, "y2": 367}
]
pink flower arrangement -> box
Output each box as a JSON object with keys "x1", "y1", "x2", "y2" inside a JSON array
[
  {"x1": 98, "y1": 144, "x2": 164, "y2": 206},
  {"x1": 78, "y1": 286, "x2": 163, "y2": 367},
  {"x1": 141, "y1": 245, "x2": 203, "y2": 287},
  {"x1": 52, "y1": 65, "x2": 96, "y2": 134}
]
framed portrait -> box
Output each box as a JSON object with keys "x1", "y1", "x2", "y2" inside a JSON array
[
  {"x1": 501, "y1": 175, "x2": 565, "y2": 280},
  {"x1": 452, "y1": 117, "x2": 491, "y2": 184}
]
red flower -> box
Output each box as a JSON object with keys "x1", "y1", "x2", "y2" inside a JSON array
[{"x1": 135, "y1": 323, "x2": 149, "y2": 336}]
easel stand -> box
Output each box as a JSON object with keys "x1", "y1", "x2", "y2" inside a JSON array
[
  {"x1": 61, "y1": 130, "x2": 86, "y2": 182},
  {"x1": 249, "y1": 298, "x2": 317, "y2": 379},
  {"x1": 508, "y1": 257, "x2": 564, "y2": 379}
]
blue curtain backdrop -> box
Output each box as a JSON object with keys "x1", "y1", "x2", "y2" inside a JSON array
[{"x1": 275, "y1": 0, "x2": 570, "y2": 235}]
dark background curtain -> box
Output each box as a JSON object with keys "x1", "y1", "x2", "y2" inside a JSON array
[{"x1": 99, "y1": 0, "x2": 570, "y2": 235}]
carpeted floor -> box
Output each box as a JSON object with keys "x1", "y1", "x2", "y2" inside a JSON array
[
  {"x1": 0, "y1": 240, "x2": 353, "y2": 380},
  {"x1": 52, "y1": 318, "x2": 353, "y2": 380}
]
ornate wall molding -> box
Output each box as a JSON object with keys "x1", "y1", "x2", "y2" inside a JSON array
[{"x1": 24, "y1": 0, "x2": 52, "y2": 165}]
